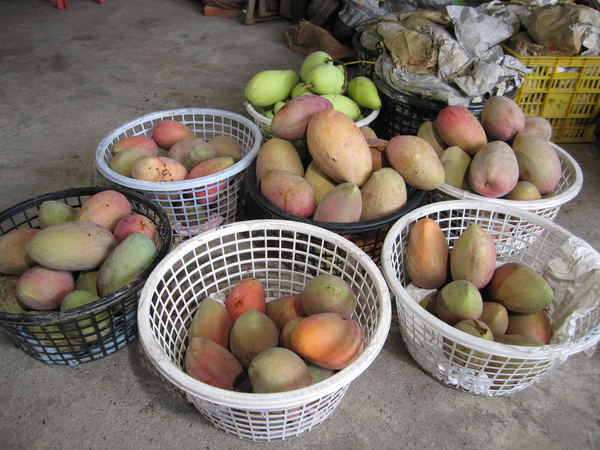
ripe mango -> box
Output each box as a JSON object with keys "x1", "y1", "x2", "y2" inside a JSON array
[
  {"x1": 512, "y1": 133, "x2": 561, "y2": 195},
  {"x1": 0, "y1": 228, "x2": 39, "y2": 276},
  {"x1": 360, "y1": 167, "x2": 407, "y2": 221},
  {"x1": 97, "y1": 232, "x2": 157, "y2": 297},
  {"x1": 360, "y1": 126, "x2": 378, "y2": 140},
  {"x1": 304, "y1": 160, "x2": 336, "y2": 205},
  {"x1": 130, "y1": 156, "x2": 188, "y2": 182},
  {"x1": 255, "y1": 138, "x2": 304, "y2": 183},
  {"x1": 112, "y1": 135, "x2": 159, "y2": 156},
  {"x1": 436, "y1": 106, "x2": 487, "y2": 155},
  {"x1": 346, "y1": 76, "x2": 382, "y2": 110},
  {"x1": 320, "y1": 94, "x2": 361, "y2": 121},
  {"x1": 208, "y1": 135, "x2": 242, "y2": 162},
  {"x1": 151, "y1": 120, "x2": 196, "y2": 150},
  {"x1": 167, "y1": 138, "x2": 217, "y2": 172},
  {"x1": 38, "y1": 200, "x2": 78, "y2": 229},
  {"x1": 305, "y1": 63, "x2": 344, "y2": 95},
  {"x1": 307, "y1": 109, "x2": 372, "y2": 187},
  {"x1": 306, "y1": 360, "x2": 336, "y2": 384},
  {"x1": 113, "y1": 213, "x2": 159, "y2": 246},
  {"x1": 313, "y1": 183, "x2": 362, "y2": 223},
  {"x1": 229, "y1": 308, "x2": 279, "y2": 369},
  {"x1": 76, "y1": 190, "x2": 133, "y2": 232},
  {"x1": 506, "y1": 310, "x2": 552, "y2": 344},
  {"x1": 185, "y1": 337, "x2": 246, "y2": 391},
  {"x1": 225, "y1": 277, "x2": 266, "y2": 323},
  {"x1": 479, "y1": 302, "x2": 509, "y2": 337},
  {"x1": 450, "y1": 224, "x2": 496, "y2": 289},
  {"x1": 265, "y1": 294, "x2": 306, "y2": 330},
  {"x1": 16, "y1": 266, "x2": 75, "y2": 311},
  {"x1": 260, "y1": 169, "x2": 316, "y2": 218},
  {"x1": 188, "y1": 297, "x2": 232, "y2": 349},
  {"x1": 440, "y1": 146, "x2": 471, "y2": 190},
  {"x1": 480, "y1": 96, "x2": 525, "y2": 141},
  {"x1": 522, "y1": 116, "x2": 553, "y2": 141},
  {"x1": 24, "y1": 221, "x2": 117, "y2": 271},
  {"x1": 405, "y1": 217, "x2": 449, "y2": 290},
  {"x1": 186, "y1": 156, "x2": 235, "y2": 203},
  {"x1": 385, "y1": 135, "x2": 445, "y2": 191},
  {"x1": 279, "y1": 316, "x2": 304, "y2": 351},
  {"x1": 368, "y1": 141, "x2": 390, "y2": 175},
  {"x1": 299, "y1": 51, "x2": 332, "y2": 81},
  {"x1": 437, "y1": 280, "x2": 483, "y2": 326},
  {"x1": 270, "y1": 95, "x2": 333, "y2": 141},
  {"x1": 502, "y1": 181, "x2": 542, "y2": 201},
  {"x1": 301, "y1": 273, "x2": 357, "y2": 317},
  {"x1": 486, "y1": 262, "x2": 554, "y2": 313},
  {"x1": 248, "y1": 347, "x2": 313, "y2": 393},
  {"x1": 468, "y1": 141, "x2": 519, "y2": 198},
  {"x1": 244, "y1": 69, "x2": 298, "y2": 107},
  {"x1": 417, "y1": 121, "x2": 447, "y2": 157}
]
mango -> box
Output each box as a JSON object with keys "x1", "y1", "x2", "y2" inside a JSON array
[
  {"x1": 360, "y1": 126, "x2": 378, "y2": 140},
  {"x1": 419, "y1": 291, "x2": 439, "y2": 316},
  {"x1": 248, "y1": 347, "x2": 313, "y2": 393},
  {"x1": 522, "y1": 116, "x2": 553, "y2": 141},
  {"x1": 291, "y1": 312, "x2": 364, "y2": 370},
  {"x1": 74, "y1": 270, "x2": 99, "y2": 296},
  {"x1": 25, "y1": 221, "x2": 117, "y2": 271},
  {"x1": 60, "y1": 289, "x2": 100, "y2": 311},
  {"x1": 506, "y1": 310, "x2": 552, "y2": 344},
  {"x1": 0, "y1": 228, "x2": 39, "y2": 276},
  {"x1": 167, "y1": 138, "x2": 217, "y2": 172},
  {"x1": 38, "y1": 201, "x2": 78, "y2": 229},
  {"x1": 113, "y1": 135, "x2": 159, "y2": 156},
  {"x1": 306, "y1": 361, "x2": 336, "y2": 384},
  {"x1": 450, "y1": 224, "x2": 496, "y2": 289},
  {"x1": 188, "y1": 297, "x2": 232, "y2": 349},
  {"x1": 299, "y1": 51, "x2": 333, "y2": 81},
  {"x1": 436, "y1": 106, "x2": 487, "y2": 155},
  {"x1": 405, "y1": 217, "x2": 449, "y2": 290},
  {"x1": 16, "y1": 266, "x2": 75, "y2": 311},
  {"x1": 448, "y1": 319, "x2": 495, "y2": 368},
  {"x1": 260, "y1": 169, "x2": 316, "y2": 218},
  {"x1": 480, "y1": 96, "x2": 525, "y2": 141},
  {"x1": 301, "y1": 273, "x2": 357, "y2": 317},
  {"x1": 279, "y1": 316, "x2": 305, "y2": 351},
  {"x1": 305, "y1": 63, "x2": 344, "y2": 95},
  {"x1": 320, "y1": 94, "x2": 361, "y2": 121},
  {"x1": 113, "y1": 213, "x2": 159, "y2": 246},
  {"x1": 291, "y1": 82, "x2": 314, "y2": 98},
  {"x1": 229, "y1": 308, "x2": 279, "y2": 369},
  {"x1": 244, "y1": 69, "x2": 298, "y2": 107},
  {"x1": 130, "y1": 156, "x2": 188, "y2": 182},
  {"x1": 97, "y1": 232, "x2": 157, "y2": 297},
  {"x1": 440, "y1": 146, "x2": 471, "y2": 190},
  {"x1": 306, "y1": 109, "x2": 372, "y2": 187},
  {"x1": 109, "y1": 148, "x2": 145, "y2": 177},
  {"x1": 385, "y1": 135, "x2": 445, "y2": 191},
  {"x1": 265, "y1": 294, "x2": 306, "y2": 330},
  {"x1": 0, "y1": 275, "x2": 28, "y2": 314},
  {"x1": 368, "y1": 142, "x2": 390, "y2": 175},
  {"x1": 61, "y1": 290, "x2": 110, "y2": 344},
  {"x1": 186, "y1": 156, "x2": 235, "y2": 203},
  {"x1": 255, "y1": 138, "x2": 304, "y2": 183},
  {"x1": 208, "y1": 135, "x2": 242, "y2": 161},
  {"x1": 437, "y1": 280, "x2": 483, "y2": 326},
  {"x1": 486, "y1": 262, "x2": 554, "y2": 313},
  {"x1": 417, "y1": 121, "x2": 447, "y2": 157},
  {"x1": 511, "y1": 133, "x2": 561, "y2": 195},
  {"x1": 185, "y1": 337, "x2": 246, "y2": 391},
  {"x1": 225, "y1": 277, "x2": 266, "y2": 324},
  {"x1": 151, "y1": 120, "x2": 196, "y2": 150},
  {"x1": 76, "y1": 190, "x2": 132, "y2": 232},
  {"x1": 502, "y1": 181, "x2": 542, "y2": 201},
  {"x1": 468, "y1": 141, "x2": 519, "y2": 198},
  {"x1": 270, "y1": 95, "x2": 334, "y2": 141},
  {"x1": 313, "y1": 183, "x2": 362, "y2": 223},
  {"x1": 304, "y1": 160, "x2": 336, "y2": 205},
  {"x1": 346, "y1": 76, "x2": 382, "y2": 110},
  {"x1": 479, "y1": 302, "x2": 509, "y2": 337},
  {"x1": 360, "y1": 168, "x2": 407, "y2": 221}
]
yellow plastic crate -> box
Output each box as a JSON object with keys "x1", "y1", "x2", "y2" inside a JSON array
[{"x1": 504, "y1": 46, "x2": 600, "y2": 143}]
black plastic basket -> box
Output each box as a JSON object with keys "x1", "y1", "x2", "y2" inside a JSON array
[
  {"x1": 0, "y1": 187, "x2": 172, "y2": 366},
  {"x1": 352, "y1": 32, "x2": 379, "y2": 78},
  {"x1": 247, "y1": 159, "x2": 424, "y2": 265}
]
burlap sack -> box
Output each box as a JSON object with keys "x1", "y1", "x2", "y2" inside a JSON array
[{"x1": 285, "y1": 20, "x2": 357, "y2": 61}]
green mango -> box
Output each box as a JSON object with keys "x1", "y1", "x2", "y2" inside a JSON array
[
  {"x1": 346, "y1": 76, "x2": 382, "y2": 110},
  {"x1": 306, "y1": 64, "x2": 344, "y2": 95},
  {"x1": 299, "y1": 50, "x2": 333, "y2": 81},
  {"x1": 38, "y1": 200, "x2": 78, "y2": 229},
  {"x1": 320, "y1": 94, "x2": 361, "y2": 121},
  {"x1": 245, "y1": 69, "x2": 298, "y2": 107}
]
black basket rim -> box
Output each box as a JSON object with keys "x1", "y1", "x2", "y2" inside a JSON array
[
  {"x1": 0, "y1": 186, "x2": 172, "y2": 324},
  {"x1": 247, "y1": 159, "x2": 425, "y2": 233},
  {"x1": 352, "y1": 32, "x2": 379, "y2": 58}
]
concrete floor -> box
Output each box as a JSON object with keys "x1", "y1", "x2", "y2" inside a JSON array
[{"x1": 1, "y1": 0, "x2": 599, "y2": 448}]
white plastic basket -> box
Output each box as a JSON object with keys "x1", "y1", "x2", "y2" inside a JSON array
[
  {"x1": 245, "y1": 103, "x2": 380, "y2": 142},
  {"x1": 381, "y1": 200, "x2": 600, "y2": 396},
  {"x1": 137, "y1": 219, "x2": 391, "y2": 441},
  {"x1": 94, "y1": 108, "x2": 262, "y2": 242},
  {"x1": 425, "y1": 143, "x2": 583, "y2": 222}
]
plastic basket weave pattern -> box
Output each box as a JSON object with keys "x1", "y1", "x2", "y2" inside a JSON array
[
  {"x1": 352, "y1": 32, "x2": 379, "y2": 78},
  {"x1": 138, "y1": 219, "x2": 391, "y2": 441},
  {"x1": 94, "y1": 108, "x2": 262, "y2": 242},
  {"x1": 381, "y1": 200, "x2": 600, "y2": 396},
  {"x1": 0, "y1": 187, "x2": 172, "y2": 366},
  {"x1": 425, "y1": 143, "x2": 583, "y2": 222}
]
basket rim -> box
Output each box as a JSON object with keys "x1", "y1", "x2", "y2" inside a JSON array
[
  {"x1": 0, "y1": 186, "x2": 173, "y2": 324},
  {"x1": 244, "y1": 102, "x2": 381, "y2": 130},
  {"x1": 436, "y1": 143, "x2": 583, "y2": 209},
  {"x1": 94, "y1": 108, "x2": 262, "y2": 192},
  {"x1": 380, "y1": 200, "x2": 600, "y2": 360},
  {"x1": 137, "y1": 219, "x2": 392, "y2": 409},
  {"x1": 247, "y1": 158, "x2": 425, "y2": 232}
]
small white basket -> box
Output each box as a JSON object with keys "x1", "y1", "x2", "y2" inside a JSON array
[
  {"x1": 381, "y1": 200, "x2": 600, "y2": 396},
  {"x1": 425, "y1": 143, "x2": 583, "y2": 222},
  {"x1": 95, "y1": 108, "x2": 262, "y2": 242},
  {"x1": 137, "y1": 219, "x2": 391, "y2": 441},
  {"x1": 245, "y1": 103, "x2": 380, "y2": 142}
]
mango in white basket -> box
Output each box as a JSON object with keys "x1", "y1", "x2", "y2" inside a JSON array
[
  {"x1": 437, "y1": 280, "x2": 483, "y2": 326},
  {"x1": 112, "y1": 135, "x2": 159, "y2": 156},
  {"x1": 167, "y1": 138, "x2": 217, "y2": 172},
  {"x1": 305, "y1": 63, "x2": 344, "y2": 95},
  {"x1": 406, "y1": 218, "x2": 449, "y2": 290},
  {"x1": 248, "y1": 347, "x2": 313, "y2": 393},
  {"x1": 109, "y1": 148, "x2": 145, "y2": 177},
  {"x1": 506, "y1": 310, "x2": 552, "y2": 345},
  {"x1": 468, "y1": 141, "x2": 519, "y2": 198},
  {"x1": 320, "y1": 93, "x2": 361, "y2": 121},
  {"x1": 244, "y1": 69, "x2": 298, "y2": 107},
  {"x1": 480, "y1": 96, "x2": 525, "y2": 142},
  {"x1": 346, "y1": 76, "x2": 382, "y2": 110},
  {"x1": 511, "y1": 133, "x2": 561, "y2": 195},
  {"x1": 185, "y1": 337, "x2": 246, "y2": 391},
  {"x1": 502, "y1": 181, "x2": 542, "y2": 201},
  {"x1": 450, "y1": 224, "x2": 496, "y2": 290},
  {"x1": 130, "y1": 155, "x2": 188, "y2": 182},
  {"x1": 229, "y1": 308, "x2": 279, "y2": 370},
  {"x1": 522, "y1": 116, "x2": 553, "y2": 141},
  {"x1": 299, "y1": 50, "x2": 332, "y2": 81},
  {"x1": 208, "y1": 135, "x2": 242, "y2": 162},
  {"x1": 151, "y1": 119, "x2": 196, "y2": 150}
]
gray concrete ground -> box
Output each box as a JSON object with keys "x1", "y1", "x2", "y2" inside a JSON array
[{"x1": 1, "y1": 1, "x2": 599, "y2": 449}]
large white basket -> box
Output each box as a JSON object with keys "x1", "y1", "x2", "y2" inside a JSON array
[
  {"x1": 425, "y1": 143, "x2": 583, "y2": 222},
  {"x1": 381, "y1": 200, "x2": 600, "y2": 396},
  {"x1": 95, "y1": 108, "x2": 262, "y2": 242},
  {"x1": 137, "y1": 219, "x2": 391, "y2": 441}
]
